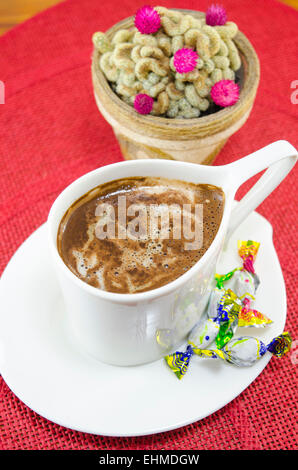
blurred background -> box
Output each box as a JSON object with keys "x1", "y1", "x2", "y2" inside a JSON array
[{"x1": 0, "y1": 0, "x2": 297, "y2": 35}]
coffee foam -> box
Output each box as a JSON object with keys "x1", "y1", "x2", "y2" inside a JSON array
[{"x1": 58, "y1": 177, "x2": 224, "y2": 293}]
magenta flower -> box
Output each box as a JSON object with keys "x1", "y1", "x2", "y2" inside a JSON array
[
  {"x1": 134, "y1": 93, "x2": 154, "y2": 114},
  {"x1": 134, "y1": 5, "x2": 161, "y2": 34},
  {"x1": 210, "y1": 80, "x2": 240, "y2": 107},
  {"x1": 206, "y1": 4, "x2": 227, "y2": 26},
  {"x1": 173, "y1": 48, "x2": 198, "y2": 74}
]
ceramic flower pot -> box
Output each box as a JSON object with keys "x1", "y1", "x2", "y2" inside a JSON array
[{"x1": 91, "y1": 10, "x2": 260, "y2": 165}]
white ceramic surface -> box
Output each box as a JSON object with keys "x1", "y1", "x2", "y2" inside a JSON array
[
  {"x1": 0, "y1": 212, "x2": 286, "y2": 436},
  {"x1": 47, "y1": 141, "x2": 296, "y2": 365}
]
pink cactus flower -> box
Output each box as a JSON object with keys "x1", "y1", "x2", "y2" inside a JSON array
[
  {"x1": 134, "y1": 5, "x2": 161, "y2": 34},
  {"x1": 173, "y1": 48, "x2": 199, "y2": 74},
  {"x1": 134, "y1": 93, "x2": 154, "y2": 114},
  {"x1": 206, "y1": 4, "x2": 227, "y2": 26},
  {"x1": 210, "y1": 80, "x2": 240, "y2": 107}
]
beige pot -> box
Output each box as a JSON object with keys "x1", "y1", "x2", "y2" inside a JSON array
[{"x1": 91, "y1": 10, "x2": 260, "y2": 165}]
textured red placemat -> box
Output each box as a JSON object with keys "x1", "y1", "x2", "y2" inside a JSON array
[{"x1": 0, "y1": 0, "x2": 297, "y2": 450}]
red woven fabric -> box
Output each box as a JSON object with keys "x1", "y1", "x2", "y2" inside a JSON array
[{"x1": 0, "y1": 0, "x2": 297, "y2": 450}]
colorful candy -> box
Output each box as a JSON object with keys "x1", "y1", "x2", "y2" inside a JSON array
[
  {"x1": 164, "y1": 240, "x2": 289, "y2": 379},
  {"x1": 134, "y1": 6, "x2": 161, "y2": 34},
  {"x1": 165, "y1": 344, "x2": 194, "y2": 380},
  {"x1": 194, "y1": 332, "x2": 292, "y2": 367},
  {"x1": 216, "y1": 289, "x2": 241, "y2": 321},
  {"x1": 233, "y1": 269, "x2": 257, "y2": 299},
  {"x1": 165, "y1": 294, "x2": 239, "y2": 378},
  {"x1": 207, "y1": 287, "x2": 225, "y2": 319},
  {"x1": 215, "y1": 269, "x2": 239, "y2": 290},
  {"x1": 238, "y1": 297, "x2": 272, "y2": 328},
  {"x1": 165, "y1": 333, "x2": 291, "y2": 377},
  {"x1": 206, "y1": 4, "x2": 227, "y2": 26},
  {"x1": 173, "y1": 48, "x2": 199, "y2": 74},
  {"x1": 214, "y1": 239, "x2": 269, "y2": 326},
  {"x1": 215, "y1": 240, "x2": 260, "y2": 294},
  {"x1": 215, "y1": 289, "x2": 241, "y2": 348},
  {"x1": 210, "y1": 80, "x2": 240, "y2": 107}
]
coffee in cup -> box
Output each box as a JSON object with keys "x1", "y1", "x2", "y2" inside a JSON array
[{"x1": 57, "y1": 177, "x2": 224, "y2": 294}]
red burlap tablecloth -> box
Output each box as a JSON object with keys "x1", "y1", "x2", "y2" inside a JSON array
[{"x1": 0, "y1": 0, "x2": 297, "y2": 450}]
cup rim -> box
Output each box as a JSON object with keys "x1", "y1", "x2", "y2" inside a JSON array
[{"x1": 48, "y1": 160, "x2": 233, "y2": 304}]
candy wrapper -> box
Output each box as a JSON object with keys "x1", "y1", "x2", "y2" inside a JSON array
[
  {"x1": 238, "y1": 297, "x2": 272, "y2": 328},
  {"x1": 233, "y1": 270, "x2": 259, "y2": 299},
  {"x1": 165, "y1": 332, "x2": 292, "y2": 378},
  {"x1": 194, "y1": 332, "x2": 292, "y2": 367},
  {"x1": 215, "y1": 289, "x2": 241, "y2": 348},
  {"x1": 192, "y1": 288, "x2": 241, "y2": 350},
  {"x1": 215, "y1": 240, "x2": 260, "y2": 297},
  {"x1": 238, "y1": 240, "x2": 260, "y2": 274},
  {"x1": 207, "y1": 285, "x2": 270, "y2": 347},
  {"x1": 208, "y1": 287, "x2": 241, "y2": 321},
  {"x1": 214, "y1": 239, "x2": 270, "y2": 327},
  {"x1": 207, "y1": 287, "x2": 225, "y2": 319},
  {"x1": 164, "y1": 240, "x2": 288, "y2": 379},
  {"x1": 215, "y1": 268, "x2": 239, "y2": 290},
  {"x1": 188, "y1": 314, "x2": 220, "y2": 350},
  {"x1": 166, "y1": 307, "x2": 230, "y2": 379}
]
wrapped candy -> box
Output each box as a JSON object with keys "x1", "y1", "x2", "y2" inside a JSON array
[
  {"x1": 207, "y1": 287, "x2": 225, "y2": 319},
  {"x1": 234, "y1": 240, "x2": 260, "y2": 300},
  {"x1": 166, "y1": 307, "x2": 229, "y2": 379},
  {"x1": 165, "y1": 332, "x2": 292, "y2": 378},
  {"x1": 212, "y1": 288, "x2": 272, "y2": 343},
  {"x1": 216, "y1": 268, "x2": 259, "y2": 301},
  {"x1": 215, "y1": 289, "x2": 241, "y2": 348},
  {"x1": 233, "y1": 270, "x2": 258, "y2": 299},
  {"x1": 189, "y1": 314, "x2": 220, "y2": 349},
  {"x1": 194, "y1": 332, "x2": 292, "y2": 367},
  {"x1": 164, "y1": 240, "x2": 286, "y2": 379}
]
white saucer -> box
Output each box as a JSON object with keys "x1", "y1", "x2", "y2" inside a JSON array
[{"x1": 0, "y1": 209, "x2": 286, "y2": 437}]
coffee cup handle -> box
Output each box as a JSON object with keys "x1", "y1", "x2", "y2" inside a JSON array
[{"x1": 225, "y1": 140, "x2": 297, "y2": 239}]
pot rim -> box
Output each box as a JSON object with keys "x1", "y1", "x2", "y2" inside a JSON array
[{"x1": 91, "y1": 9, "x2": 260, "y2": 139}]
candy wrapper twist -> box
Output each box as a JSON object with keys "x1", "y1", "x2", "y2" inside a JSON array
[{"x1": 164, "y1": 240, "x2": 291, "y2": 379}]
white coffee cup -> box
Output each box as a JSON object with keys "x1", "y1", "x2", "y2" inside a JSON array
[{"x1": 48, "y1": 140, "x2": 297, "y2": 366}]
